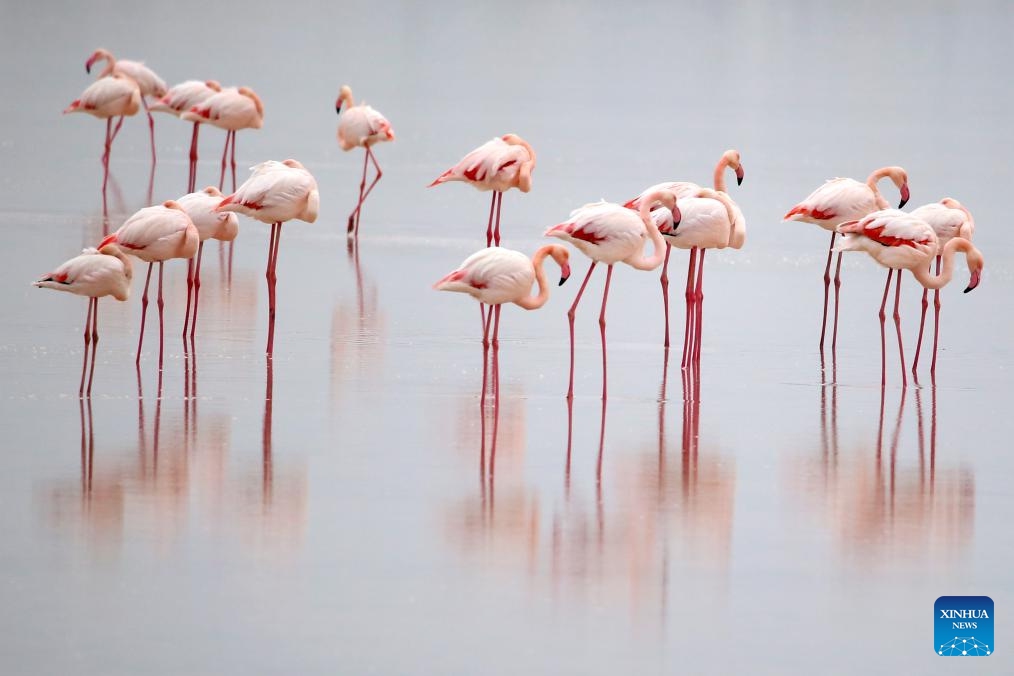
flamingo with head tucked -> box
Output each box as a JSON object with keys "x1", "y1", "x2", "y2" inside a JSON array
[
  {"x1": 625, "y1": 149, "x2": 746, "y2": 349},
  {"x1": 429, "y1": 134, "x2": 536, "y2": 247},
  {"x1": 151, "y1": 80, "x2": 223, "y2": 192},
  {"x1": 85, "y1": 48, "x2": 167, "y2": 165},
  {"x1": 545, "y1": 190, "x2": 677, "y2": 400},
  {"x1": 182, "y1": 86, "x2": 264, "y2": 193},
  {"x1": 834, "y1": 209, "x2": 982, "y2": 386},
  {"x1": 33, "y1": 245, "x2": 133, "y2": 397},
  {"x1": 335, "y1": 85, "x2": 395, "y2": 238},
  {"x1": 785, "y1": 166, "x2": 910, "y2": 352}
]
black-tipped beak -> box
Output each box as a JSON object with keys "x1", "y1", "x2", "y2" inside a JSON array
[
  {"x1": 898, "y1": 184, "x2": 910, "y2": 209},
  {"x1": 335, "y1": 104, "x2": 342, "y2": 116},
  {"x1": 559, "y1": 275, "x2": 569, "y2": 286},
  {"x1": 963, "y1": 270, "x2": 981, "y2": 293},
  {"x1": 735, "y1": 166, "x2": 744, "y2": 186},
  {"x1": 671, "y1": 205, "x2": 682, "y2": 227},
  {"x1": 85, "y1": 64, "x2": 91, "y2": 74}
]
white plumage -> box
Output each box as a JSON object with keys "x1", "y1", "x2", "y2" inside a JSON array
[{"x1": 217, "y1": 160, "x2": 319, "y2": 224}]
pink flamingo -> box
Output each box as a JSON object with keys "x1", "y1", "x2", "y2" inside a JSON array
[
  {"x1": 33, "y1": 245, "x2": 133, "y2": 397},
  {"x1": 335, "y1": 85, "x2": 395, "y2": 238},
  {"x1": 217, "y1": 159, "x2": 319, "y2": 355},
  {"x1": 625, "y1": 149, "x2": 746, "y2": 348},
  {"x1": 181, "y1": 86, "x2": 264, "y2": 194},
  {"x1": 545, "y1": 191, "x2": 677, "y2": 400},
  {"x1": 64, "y1": 74, "x2": 141, "y2": 204},
  {"x1": 85, "y1": 49, "x2": 167, "y2": 165},
  {"x1": 651, "y1": 188, "x2": 741, "y2": 367},
  {"x1": 150, "y1": 80, "x2": 223, "y2": 192},
  {"x1": 434, "y1": 245, "x2": 571, "y2": 402},
  {"x1": 100, "y1": 202, "x2": 199, "y2": 371},
  {"x1": 834, "y1": 209, "x2": 983, "y2": 386},
  {"x1": 176, "y1": 186, "x2": 240, "y2": 343},
  {"x1": 428, "y1": 134, "x2": 536, "y2": 247},
  {"x1": 908, "y1": 198, "x2": 975, "y2": 377},
  {"x1": 784, "y1": 166, "x2": 910, "y2": 351}
]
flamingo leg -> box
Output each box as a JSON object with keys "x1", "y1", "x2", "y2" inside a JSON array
[
  {"x1": 692, "y1": 249, "x2": 706, "y2": 364},
  {"x1": 830, "y1": 252, "x2": 843, "y2": 353},
  {"x1": 492, "y1": 191, "x2": 504, "y2": 246},
  {"x1": 86, "y1": 299, "x2": 100, "y2": 396},
  {"x1": 566, "y1": 262, "x2": 597, "y2": 401},
  {"x1": 218, "y1": 130, "x2": 232, "y2": 191},
  {"x1": 142, "y1": 97, "x2": 156, "y2": 166},
  {"x1": 819, "y1": 232, "x2": 836, "y2": 350},
  {"x1": 347, "y1": 146, "x2": 370, "y2": 236},
  {"x1": 79, "y1": 298, "x2": 95, "y2": 398},
  {"x1": 188, "y1": 122, "x2": 200, "y2": 193},
  {"x1": 480, "y1": 303, "x2": 492, "y2": 401},
  {"x1": 135, "y1": 262, "x2": 153, "y2": 365},
  {"x1": 660, "y1": 243, "x2": 671, "y2": 348},
  {"x1": 598, "y1": 264, "x2": 614, "y2": 401},
  {"x1": 360, "y1": 146, "x2": 385, "y2": 237},
  {"x1": 893, "y1": 268, "x2": 907, "y2": 387},
  {"x1": 230, "y1": 130, "x2": 237, "y2": 192},
  {"x1": 266, "y1": 223, "x2": 282, "y2": 355},
  {"x1": 109, "y1": 115, "x2": 125, "y2": 143},
  {"x1": 189, "y1": 241, "x2": 205, "y2": 345},
  {"x1": 156, "y1": 262, "x2": 165, "y2": 372},
  {"x1": 485, "y1": 192, "x2": 496, "y2": 247},
  {"x1": 929, "y1": 256, "x2": 942, "y2": 379},
  {"x1": 879, "y1": 269, "x2": 893, "y2": 387},
  {"x1": 681, "y1": 248, "x2": 698, "y2": 369},
  {"x1": 101, "y1": 118, "x2": 112, "y2": 198},
  {"x1": 912, "y1": 262, "x2": 931, "y2": 378},
  {"x1": 491, "y1": 304, "x2": 502, "y2": 403},
  {"x1": 182, "y1": 258, "x2": 194, "y2": 345}
]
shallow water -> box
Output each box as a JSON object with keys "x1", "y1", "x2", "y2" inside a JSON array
[{"x1": 2, "y1": 1, "x2": 1013, "y2": 674}]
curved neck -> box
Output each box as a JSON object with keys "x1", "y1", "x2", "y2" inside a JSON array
[
  {"x1": 515, "y1": 245, "x2": 557, "y2": 310},
  {"x1": 713, "y1": 156, "x2": 731, "y2": 193},
  {"x1": 629, "y1": 192, "x2": 670, "y2": 271},
  {"x1": 504, "y1": 135, "x2": 536, "y2": 191},
  {"x1": 865, "y1": 169, "x2": 892, "y2": 209},
  {"x1": 910, "y1": 238, "x2": 974, "y2": 290},
  {"x1": 100, "y1": 246, "x2": 133, "y2": 281}
]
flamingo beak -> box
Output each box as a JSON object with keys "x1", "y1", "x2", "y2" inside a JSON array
[
  {"x1": 964, "y1": 270, "x2": 981, "y2": 293},
  {"x1": 899, "y1": 183, "x2": 910, "y2": 209},
  {"x1": 335, "y1": 100, "x2": 343, "y2": 116},
  {"x1": 559, "y1": 262, "x2": 571, "y2": 286},
  {"x1": 671, "y1": 205, "x2": 682, "y2": 227},
  {"x1": 85, "y1": 54, "x2": 98, "y2": 74},
  {"x1": 735, "y1": 165, "x2": 745, "y2": 186}
]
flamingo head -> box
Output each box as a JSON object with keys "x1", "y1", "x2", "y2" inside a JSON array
[
  {"x1": 549, "y1": 246, "x2": 571, "y2": 285},
  {"x1": 336, "y1": 85, "x2": 352, "y2": 116},
  {"x1": 85, "y1": 48, "x2": 111, "y2": 74},
  {"x1": 964, "y1": 248, "x2": 984, "y2": 293},
  {"x1": 899, "y1": 182, "x2": 911, "y2": 208},
  {"x1": 723, "y1": 149, "x2": 744, "y2": 186}
]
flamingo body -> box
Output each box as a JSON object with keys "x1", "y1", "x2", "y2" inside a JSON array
[
  {"x1": 910, "y1": 199, "x2": 974, "y2": 251},
  {"x1": 337, "y1": 103, "x2": 394, "y2": 150},
  {"x1": 64, "y1": 74, "x2": 141, "y2": 118},
  {"x1": 177, "y1": 187, "x2": 239, "y2": 242},
  {"x1": 435, "y1": 248, "x2": 538, "y2": 306},
  {"x1": 87, "y1": 49, "x2": 167, "y2": 98},
  {"x1": 834, "y1": 210, "x2": 937, "y2": 269},
  {"x1": 102, "y1": 202, "x2": 199, "y2": 262},
  {"x1": 545, "y1": 201, "x2": 656, "y2": 265},
  {"x1": 34, "y1": 246, "x2": 133, "y2": 301},
  {"x1": 150, "y1": 80, "x2": 221, "y2": 116},
  {"x1": 182, "y1": 87, "x2": 264, "y2": 131},
  {"x1": 430, "y1": 135, "x2": 536, "y2": 193},
  {"x1": 217, "y1": 160, "x2": 319, "y2": 224}
]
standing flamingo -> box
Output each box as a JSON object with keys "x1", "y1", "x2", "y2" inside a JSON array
[
  {"x1": 784, "y1": 166, "x2": 910, "y2": 351},
  {"x1": 428, "y1": 134, "x2": 536, "y2": 247},
  {"x1": 625, "y1": 149, "x2": 746, "y2": 348},
  {"x1": 33, "y1": 245, "x2": 133, "y2": 397},
  {"x1": 181, "y1": 86, "x2": 264, "y2": 193},
  {"x1": 651, "y1": 188, "x2": 741, "y2": 367},
  {"x1": 100, "y1": 202, "x2": 199, "y2": 371},
  {"x1": 176, "y1": 187, "x2": 240, "y2": 343},
  {"x1": 85, "y1": 49, "x2": 167, "y2": 165},
  {"x1": 64, "y1": 74, "x2": 141, "y2": 207},
  {"x1": 545, "y1": 191, "x2": 677, "y2": 400},
  {"x1": 909, "y1": 198, "x2": 975, "y2": 377},
  {"x1": 335, "y1": 85, "x2": 395, "y2": 238},
  {"x1": 834, "y1": 210, "x2": 982, "y2": 386},
  {"x1": 150, "y1": 80, "x2": 222, "y2": 192},
  {"x1": 217, "y1": 159, "x2": 319, "y2": 355}
]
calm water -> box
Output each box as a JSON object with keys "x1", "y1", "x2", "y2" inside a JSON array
[{"x1": 2, "y1": 2, "x2": 1013, "y2": 674}]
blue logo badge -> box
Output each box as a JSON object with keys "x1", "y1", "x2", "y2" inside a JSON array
[{"x1": 935, "y1": 596, "x2": 993, "y2": 656}]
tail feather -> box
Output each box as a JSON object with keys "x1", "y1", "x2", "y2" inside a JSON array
[
  {"x1": 622, "y1": 197, "x2": 638, "y2": 209},
  {"x1": 433, "y1": 269, "x2": 466, "y2": 290},
  {"x1": 427, "y1": 169, "x2": 453, "y2": 188},
  {"x1": 98, "y1": 233, "x2": 117, "y2": 249},
  {"x1": 215, "y1": 194, "x2": 236, "y2": 211},
  {"x1": 784, "y1": 205, "x2": 807, "y2": 220},
  {"x1": 63, "y1": 100, "x2": 81, "y2": 114}
]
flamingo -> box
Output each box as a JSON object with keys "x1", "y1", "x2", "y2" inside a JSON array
[
  {"x1": 651, "y1": 188, "x2": 741, "y2": 367},
  {"x1": 176, "y1": 187, "x2": 240, "y2": 343},
  {"x1": 181, "y1": 86, "x2": 264, "y2": 194},
  {"x1": 625, "y1": 149, "x2": 746, "y2": 349},
  {"x1": 150, "y1": 80, "x2": 223, "y2": 192},
  {"x1": 428, "y1": 134, "x2": 536, "y2": 247},
  {"x1": 784, "y1": 166, "x2": 910, "y2": 352},
  {"x1": 545, "y1": 190, "x2": 677, "y2": 400},
  {"x1": 33, "y1": 245, "x2": 133, "y2": 397},
  {"x1": 216, "y1": 159, "x2": 319, "y2": 354},
  {"x1": 834, "y1": 209, "x2": 983, "y2": 386},
  {"x1": 335, "y1": 85, "x2": 395, "y2": 238},
  {"x1": 100, "y1": 202, "x2": 199, "y2": 371},
  {"x1": 908, "y1": 198, "x2": 975, "y2": 377},
  {"x1": 63, "y1": 74, "x2": 141, "y2": 205},
  {"x1": 85, "y1": 48, "x2": 167, "y2": 165}
]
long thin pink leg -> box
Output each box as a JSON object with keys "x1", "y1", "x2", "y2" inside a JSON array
[
  {"x1": 188, "y1": 122, "x2": 200, "y2": 193},
  {"x1": 79, "y1": 299, "x2": 95, "y2": 397},
  {"x1": 182, "y1": 258, "x2": 194, "y2": 345},
  {"x1": 681, "y1": 248, "x2": 698, "y2": 369},
  {"x1": 348, "y1": 147, "x2": 369, "y2": 236},
  {"x1": 189, "y1": 242, "x2": 205, "y2": 345},
  {"x1": 266, "y1": 223, "x2": 282, "y2": 355},
  {"x1": 692, "y1": 249, "x2": 706, "y2": 364},
  {"x1": 493, "y1": 191, "x2": 503, "y2": 246},
  {"x1": 599, "y1": 264, "x2": 614, "y2": 401},
  {"x1": 893, "y1": 269, "x2": 907, "y2": 387},
  {"x1": 135, "y1": 262, "x2": 153, "y2": 365},
  {"x1": 101, "y1": 118, "x2": 112, "y2": 207},
  {"x1": 660, "y1": 244, "x2": 671, "y2": 348},
  {"x1": 355, "y1": 147, "x2": 384, "y2": 237},
  {"x1": 491, "y1": 305, "x2": 502, "y2": 405},
  {"x1": 218, "y1": 131, "x2": 231, "y2": 191},
  {"x1": 110, "y1": 115, "x2": 125, "y2": 143},
  {"x1": 929, "y1": 257, "x2": 942, "y2": 379},
  {"x1": 912, "y1": 269, "x2": 930, "y2": 379},
  {"x1": 230, "y1": 130, "x2": 237, "y2": 192},
  {"x1": 143, "y1": 98, "x2": 156, "y2": 166},
  {"x1": 830, "y1": 252, "x2": 843, "y2": 353},
  {"x1": 480, "y1": 303, "x2": 491, "y2": 401},
  {"x1": 157, "y1": 262, "x2": 165, "y2": 372},
  {"x1": 485, "y1": 192, "x2": 496, "y2": 247},
  {"x1": 566, "y1": 262, "x2": 597, "y2": 400},
  {"x1": 86, "y1": 299, "x2": 99, "y2": 396},
  {"x1": 879, "y1": 269, "x2": 893, "y2": 387},
  {"x1": 819, "y1": 233, "x2": 836, "y2": 350}
]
